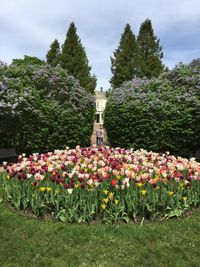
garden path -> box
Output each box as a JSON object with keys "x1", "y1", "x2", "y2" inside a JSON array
[{"x1": 90, "y1": 123, "x2": 109, "y2": 146}]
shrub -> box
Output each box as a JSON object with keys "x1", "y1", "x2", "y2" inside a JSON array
[
  {"x1": 0, "y1": 62, "x2": 95, "y2": 154},
  {"x1": 104, "y1": 59, "x2": 200, "y2": 158}
]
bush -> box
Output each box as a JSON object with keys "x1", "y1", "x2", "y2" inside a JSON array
[
  {"x1": 104, "y1": 59, "x2": 200, "y2": 158},
  {"x1": 0, "y1": 62, "x2": 95, "y2": 154}
]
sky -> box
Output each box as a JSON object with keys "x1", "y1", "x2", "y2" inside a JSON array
[{"x1": 0, "y1": 0, "x2": 200, "y2": 90}]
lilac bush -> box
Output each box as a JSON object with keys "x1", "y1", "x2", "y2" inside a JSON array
[
  {"x1": 104, "y1": 59, "x2": 200, "y2": 158},
  {"x1": 0, "y1": 63, "x2": 95, "y2": 154}
]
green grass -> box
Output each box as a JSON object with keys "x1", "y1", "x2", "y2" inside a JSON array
[{"x1": 0, "y1": 198, "x2": 200, "y2": 267}]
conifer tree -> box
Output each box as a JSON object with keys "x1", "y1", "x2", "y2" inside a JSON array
[
  {"x1": 61, "y1": 22, "x2": 96, "y2": 93},
  {"x1": 137, "y1": 19, "x2": 164, "y2": 78},
  {"x1": 46, "y1": 39, "x2": 61, "y2": 67},
  {"x1": 110, "y1": 24, "x2": 140, "y2": 89}
]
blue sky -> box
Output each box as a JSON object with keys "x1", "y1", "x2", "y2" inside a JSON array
[{"x1": 0, "y1": 0, "x2": 200, "y2": 90}]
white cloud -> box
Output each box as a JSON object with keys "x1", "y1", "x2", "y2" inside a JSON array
[{"x1": 0, "y1": 0, "x2": 200, "y2": 89}]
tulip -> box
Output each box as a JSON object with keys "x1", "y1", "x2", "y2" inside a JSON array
[
  {"x1": 110, "y1": 179, "x2": 118, "y2": 187},
  {"x1": 67, "y1": 189, "x2": 73, "y2": 194}
]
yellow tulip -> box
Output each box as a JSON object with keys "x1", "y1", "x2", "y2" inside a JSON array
[
  {"x1": 167, "y1": 191, "x2": 174, "y2": 196},
  {"x1": 114, "y1": 199, "x2": 119, "y2": 205},
  {"x1": 182, "y1": 196, "x2": 187, "y2": 201},
  {"x1": 103, "y1": 189, "x2": 109, "y2": 195},
  {"x1": 39, "y1": 187, "x2": 46, "y2": 192},
  {"x1": 103, "y1": 198, "x2": 109, "y2": 203},
  {"x1": 109, "y1": 192, "x2": 114, "y2": 199},
  {"x1": 137, "y1": 182, "x2": 143, "y2": 188},
  {"x1": 74, "y1": 183, "x2": 79, "y2": 188},
  {"x1": 101, "y1": 204, "x2": 107, "y2": 209},
  {"x1": 140, "y1": 190, "x2": 147, "y2": 196}
]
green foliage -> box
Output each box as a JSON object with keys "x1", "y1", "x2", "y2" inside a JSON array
[
  {"x1": 110, "y1": 24, "x2": 140, "y2": 89},
  {"x1": 0, "y1": 63, "x2": 95, "y2": 154},
  {"x1": 12, "y1": 55, "x2": 45, "y2": 66},
  {"x1": 61, "y1": 22, "x2": 96, "y2": 93},
  {"x1": 104, "y1": 59, "x2": 200, "y2": 158},
  {"x1": 46, "y1": 39, "x2": 61, "y2": 67},
  {"x1": 1, "y1": 163, "x2": 200, "y2": 224},
  {"x1": 137, "y1": 18, "x2": 164, "y2": 78},
  {"x1": 110, "y1": 20, "x2": 164, "y2": 88}
]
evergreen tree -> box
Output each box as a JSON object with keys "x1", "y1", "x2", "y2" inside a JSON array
[
  {"x1": 137, "y1": 19, "x2": 164, "y2": 78},
  {"x1": 61, "y1": 22, "x2": 96, "y2": 93},
  {"x1": 110, "y1": 24, "x2": 140, "y2": 89},
  {"x1": 46, "y1": 39, "x2": 61, "y2": 66}
]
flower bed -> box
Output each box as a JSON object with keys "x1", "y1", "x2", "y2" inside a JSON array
[{"x1": 1, "y1": 146, "x2": 200, "y2": 223}]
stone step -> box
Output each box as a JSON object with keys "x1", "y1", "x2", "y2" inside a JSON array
[{"x1": 90, "y1": 123, "x2": 109, "y2": 146}]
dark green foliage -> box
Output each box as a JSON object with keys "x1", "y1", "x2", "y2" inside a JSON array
[
  {"x1": 0, "y1": 63, "x2": 95, "y2": 154},
  {"x1": 110, "y1": 24, "x2": 140, "y2": 89},
  {"x1": 137, "y1": 19, "x2": 164, "y2": 78},
  {"x1": 12, "y1": 55, "x2": 45, "y2": 66},
  {"x1": 104, "y1": 59, "x2": 200, "y2": 158},
  {"x1": 110, "y1": 20, "x2": 164, "y2": 88},
  {"x1": 61, "y1": 22, "x2": 96, "y2": 93},
  {"x1": 46, "y1": 39, "x2": 61, "y2": 66}
]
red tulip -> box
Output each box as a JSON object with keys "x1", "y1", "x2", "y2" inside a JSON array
[
  {"x1": 111, "y1": 179, "x2": 118, "y2": 187},
  {"x1": 63, "y1": 183, "x2": 70, "y2": 189},
  {"x1": 81, "y1": 183, "x2": 85, "y2": 189},
  {"x1": 105, "y1": 173, "x2": 110, "y2": 179},
  {"x1": 78, "y1": 177, "x2": 83, "y2": 183}
]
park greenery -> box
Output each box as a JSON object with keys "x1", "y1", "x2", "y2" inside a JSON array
[
  {"x1": 46, "y1": 19, "x2": 163, "y2": 91},
  {"x1": 0, "y1": 61, "x2": 95, "y2": 154},
  {"x1": 46, "y1": 39, "x2": 61, "y2": 67},
  {"x1": 137, "y1": 19, "x2": 164, "y2": 79},
  {"x1": 0, "y1": 16, "x2": 199, "y2": 267},
  {"x1": 110, "y1": 19, "x2": 164, "y2": 88},
  {"x1": 46, "y1": 22, "x2": 97, "y2": 93},
  {"x1": 0, "y1": 196, "x2": 200, "y2": 267},
  {"x1": 110, "y1": 24, "x2": 140, "y2": 88},
  {"x1": 104, "y1": 59, "x2": 200, "y2": 158},
  {"x1": 0, "y1": 19, "x2": 165, "y2": 156},
  {"x1": 0, "y1": 19, "x2": 200, "y2": 233}
]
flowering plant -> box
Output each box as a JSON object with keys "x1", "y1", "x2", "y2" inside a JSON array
[
  {"x1": 0, "y1": 63, "x2": 95, "y2": 153},
  {"x1": 104, "y1": 59, "x2": 200, "y2": 158},
  {"x1": 1, "y1": 146, "x2": 200, "y2": 223}
]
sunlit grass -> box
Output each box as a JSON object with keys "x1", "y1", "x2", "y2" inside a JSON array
[{"x1": 0, "y1": 194, "x2": 200, "y2": 267}]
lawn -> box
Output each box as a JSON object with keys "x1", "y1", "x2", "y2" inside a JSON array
[{"x1": 0, "y1": 198, "x2": 200, "y2": 267}]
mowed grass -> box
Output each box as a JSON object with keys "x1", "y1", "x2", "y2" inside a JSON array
[{"x1": 0, "y1": 197, "x2": 200, "y2": 267}]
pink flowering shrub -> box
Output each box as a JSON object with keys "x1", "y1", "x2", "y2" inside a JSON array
[{"x1": 1, "y1": 146, "x2": 200, "y2": 223}]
